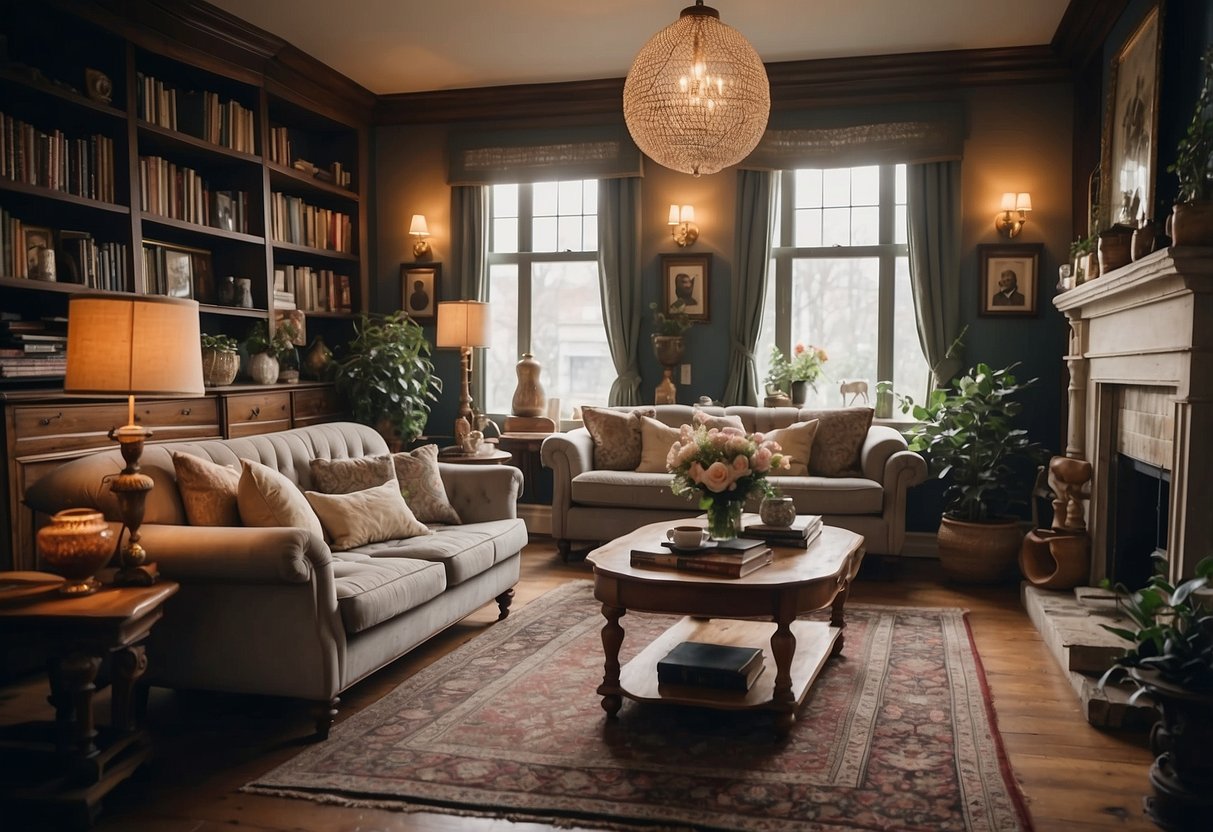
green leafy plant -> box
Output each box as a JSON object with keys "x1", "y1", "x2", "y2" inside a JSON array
[
  {"x1": 1168, "y1": 47, "x2": 1213, "y2": 203},
  {"x1": 899, "y1": 362, "x2": 1046, "y2": 523},
  {"x1": 244, "y1": 319, "x2": 298, "y2": 359},
  {"x1": 1099, "y1": 554, "x2": 1213, "y2": 695},
  {"x1": 650, "y1": 300, "x2": 692, "y2": 336},
  {"x1": 765, "y1": 343, "x2": 828, "y2": 394},
  {"x1": 333, "y1": 311, "x2": 441, "y2": 445},
  {"x1": 200, "y1": 333, "x2": 238, "y2": 353},
  {"x1": 1068, "y1": 232, "x2": 1098, "y2": 260}
]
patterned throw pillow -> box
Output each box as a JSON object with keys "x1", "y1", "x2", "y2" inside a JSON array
[
  {"x1": 581, "y1": 406, "x2": 655, "y2": 470},
  {"x1": 172, "y1": 451, "x2": 240, "y2": 526},
  {"x1": 635, "y1": 416, "x2": 682, "y2": 473},
  {"x1": 390, "y1": 444, "x2": 461, "y2": 525},
  {"x1": 310, "y1": 455, "x2": 396, "y2": 494},
  {"x1": 764, "y1": 419, "x2": 820, "y2": 477},
  {"x1": 236, "y1": 459, "x2": 325, "y2": 541},
  {"x1": 690, "y1": 410, "x2": 745, "y2": 431},
  {"x1": 800, "y1": 407, "x2": 874, "y2": 476},
  {"x1": 304, "y1": 481, "x2": 432, "y2": 551}
]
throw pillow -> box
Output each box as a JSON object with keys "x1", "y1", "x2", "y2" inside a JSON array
[
  {"x1": 236, "y1": 459, "x2": 325, "y2": 541},
  {"x1": 764, "y1": 419, "x2": 820, "y2": 476},
  {"x1": 171, "y1": 451, "x2": 240, "y2": 526},
  {"x1": 635, "y1": 416, "x2": 683, "y2": 473},
  {"x1": 581, "y1": 406, "x2": 655, "y2": 470},
  {"x1": 801, "y1": 407, "x2": 875, "y2": 476},
  {"x1": 691, "y1": 409, "x2": 745, "y2": 431},
  {"x1": 390, "y1": 444, "x2": 461, "y2": 525},
  {"x1": 310, "y1": 455, "x2": 396, "y2": 494},
  {"x1": 304, "y1": 480, "x2": 432, "y2": 551}
]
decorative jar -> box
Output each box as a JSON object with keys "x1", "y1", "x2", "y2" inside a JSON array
[
  {"x1": 759, "y1": 496, "x2": 797, "y2": 527},
  {"x1": 247, "y1": 352, "x2": 279, "y2": 385},
  {"x1": 201, "y1": 348, "x2": 239, "y2": 386},
  {"x1": 37, "y1": 508, "x2": 114, "y2": 596},
  {"x1": 511, "y1": 352, "x2": 546, "y2": 417},
  {"x1": 705, "y1": 499, "x2": 743, "y2": 541}
]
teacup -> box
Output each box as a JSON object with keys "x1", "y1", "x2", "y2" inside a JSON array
[{"x1": 667, "y1": 525, "x2": 709, "y2": 549}]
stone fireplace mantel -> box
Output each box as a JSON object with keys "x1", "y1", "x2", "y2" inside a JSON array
[{"x1": 1054, "y1": 246, "x2": 1213, "y2": 584}]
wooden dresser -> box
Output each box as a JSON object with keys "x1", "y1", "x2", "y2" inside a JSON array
[{"x1": 1, "y1": 382, "x2": 343, "y2": 571}]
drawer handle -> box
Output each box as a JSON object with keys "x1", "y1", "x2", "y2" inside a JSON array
[
  {"x1": 250, "y1": 406, "x2": 261, "y2": 419},
  {"x1": 180, "y1": 407, "x2": 191, "y2": 416},
  {"x1": 38, "y1": 411, "x2": 63, "y2": 426}
]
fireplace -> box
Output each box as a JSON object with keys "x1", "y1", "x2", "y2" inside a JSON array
[{"x1": 1107, "y1": 453, "x2": 1169, "y2": 590}]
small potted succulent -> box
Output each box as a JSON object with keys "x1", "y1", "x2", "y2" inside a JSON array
[{"x1": 200, "y1": 333, "x2": 239, "y2": 387}]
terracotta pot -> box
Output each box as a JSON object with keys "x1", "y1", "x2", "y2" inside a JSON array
[
  {"x1": 511, "y1": 352, "x2": 546, "y2": 417},
  {"x1": 1171, "y1": 201, "x2": 1213, "y2": 247},
  {"x1": 652, "y1": 334, "x2": 685, "y2": 367},
  {"x1": 1098, "y1": 225, "x2": 1134, "y2": 275},
  {"x1": 201, "y1": 349, "x2": 239, "y2": 387},
  {"x1": 1018, "y1": 528, "x2": 1089, "y2": 589},
  {"x1": 936, "y1": 515, "x2": 1023, "y2": 584},
  {"x1": 1131, "y1": 220, "x2": 1157, "y2": 261}
]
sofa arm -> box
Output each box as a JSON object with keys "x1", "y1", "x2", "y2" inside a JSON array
[
  {"x1": 540, "y1": 429, "x2": 593, "y2": 541},
  {"x1": 861, "y1": 425, "x2": 915, "y2": 483},
  {"x1": 439, "y1": 463, "x2": 523, "y2": 523},
  {"x1": 137, "y1": 524, "x2": 332, "y2": 584}
]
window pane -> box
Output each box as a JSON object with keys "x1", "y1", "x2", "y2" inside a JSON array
[
  {"x1": 895, "y1": 164, "x2": 907, "y2": 204},
  {"x1": 493, "y1": 183, "x2": 518, "y2": 217},
  {"x1": 756, "y1": 262, "x2": 778, "y2": 391},
  {"x1": 794, "y1": 169, "x2": 822, "y2": 208},
  {"x1": 557, "y1": 180, "x2": 581, "y2": 215},
  {"x1": 485, "y1": 264, "x2": 520, "y2": 413},
  {"x1": 822, "y1": 169, "x2": 850, "y2": 207},
  {"x1": 533, "y1": 181, "x2": 557, "y2": 216},
  {"x1": 851, "y1": 206, "x2": 879, "y2": 246},
  {"x1": 791, "y1": 257, "x2": 879, "y2": 409},
  {"x1": 557, "y1": 216, "x2": 582, "y2": 252},
  {"x1": 533, "y1": 216, "x2": 557, "y2": 252},
  {"x1": 492, "y1": 218, "x2": 518, "y2": 254},
  {"x1": 852, "y1": 166, "x2": 879, "y2": 205},
  {"x1": 821, "y1": 208, "x2": 850, "y2": 247},
  {"x1": 892, "y1": 255, "x2": 930, "y2": 404},
  {"x1": 894, "y1": 205, "x2": 907, "y2": 245},
  {"x1": 794, "y1": 208, "x2": 821, "y2": 247},
  {"x1": 582, "y1": 179, "x2": 598, "y2": 213},
  {"x1": 531, "y1": 261, "x2": 611, "y2": 409},
  {"x1": 584, "y1": 216, "x2": 598, "y2": 251}
]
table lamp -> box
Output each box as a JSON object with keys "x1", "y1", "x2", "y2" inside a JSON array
[
  {"x1": 64, "y1": 294, "x2": 205, "y2": 585},
  {"x1": 436, "y1": 300, "x2": 489, "y2": 448}
]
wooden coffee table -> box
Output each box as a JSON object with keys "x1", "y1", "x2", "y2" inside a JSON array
[{"x1": 585, "y1": 517, "x2": 864, "y2": 736}]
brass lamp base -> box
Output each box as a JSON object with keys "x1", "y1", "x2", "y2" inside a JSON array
[{"x1": 108, "y1": 424, "x2": 159, "y2": 586}]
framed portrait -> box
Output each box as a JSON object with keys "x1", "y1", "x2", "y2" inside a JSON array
[
  {"x1": 661, "y1": 253, "x2": 711, "y2": 322},
  {"x1": 163, "y1": 248, "x2": 193, "y2": 298},
  {"x1": 978, "y1": 244, "x2": 1042, "y2": 317},
  {"x1": 1101, "y1": 4, "x2": 1162, "y2": 228},
  {"x1": 23, "y1": 225, "x2": 55, "y2": 281},
  {"x1": 190, "y1": 249, "x2": 214, "y2": 303},
  {"x1": 401, "y1": 262, "x2": 440, "y2": 322}
]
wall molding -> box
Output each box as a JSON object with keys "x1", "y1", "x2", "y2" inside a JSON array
[{"x1": 1052, "y1": 0, "x2": 1132, "y2": 70}]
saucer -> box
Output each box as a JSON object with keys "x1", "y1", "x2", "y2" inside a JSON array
[{"x1": 661, "y1": 540, "x2": 716, "y2": 554}]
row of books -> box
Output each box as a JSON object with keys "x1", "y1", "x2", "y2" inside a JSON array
[
  {"x1": 0, "y1": 352, "x2": 67, "y2": 378},
  {"x1": 629, "y1": 515, "x2": 823, "y2": 579},
  {"x1": 0, "y1": 314, "x2": 67, "y2": 378},
  {"x1": 274, "y1": 264, "x2": 352, "y2": 314},
  {"x1": 0, "y1": 210, "x2": 129, "y2": 288},
  {"x1": 0, "y1": 112, "x2": 117, "y2": 202},
  {"x1": 136, "y1": 73, "x2": 256, "y2": 153},
  {"x1": 142, "y1": 242, "x2": 205, "y2": 299},
  {"x1": 270, "y1": 193, "x2": 353, "y2": 253},
  {"x1": 267, "y1": 127, "x2": 354, "y2": 190},
  {"x1": 138, "y1": 155, "x2": 250, "y2": 233}
]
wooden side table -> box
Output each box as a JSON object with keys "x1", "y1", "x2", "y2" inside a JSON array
[
  {"x1": 496, "y1": 432, "x2": 552, "y2": 503},
  {"x1": 0, "y1": 578, "x2": 179, "y2": 828},
  {"x1": 438, "y1": 447, "x2": 512, "y2": 465}
]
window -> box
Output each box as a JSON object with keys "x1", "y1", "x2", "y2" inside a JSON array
[
  {"x1": 485, "y1": 179, "x2": 614, "y2": 414},
  {"x1": 757, "y1": 164, "x2": 929, "y2": 409}
]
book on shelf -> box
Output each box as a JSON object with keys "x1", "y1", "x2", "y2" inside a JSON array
[
  {"x1": 630, "y1": 545, "x2": 773, "y2": 578},
  {"x1": 743, "y1": 515, "x2": 824, "y2": 547},
  {"x1": 656, "y1": 641, "x2": 765, "y2": 692}
]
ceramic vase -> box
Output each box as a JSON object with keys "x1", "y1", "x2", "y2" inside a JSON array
[
  {"x1": 302, "y1": 336, "x2": 333, "y2": 380},
  {"x1": 248, "y1": 352, "x2": 279, "y2": 385},
  {"x1": 790, "y1": 380, "x2": 809, "y2": 406},
  {"x1": 511, "y1": 352, "x2": 546, "y2": 417},
  {"x1": 37, "y1": 508, "x2": 114, "y2": 595}
]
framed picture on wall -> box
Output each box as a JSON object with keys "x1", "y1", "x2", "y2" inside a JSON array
[
  {"x1": 978, "y1": 243, "x2": 1042, "y2": 317},
  {"x1": 401, "y1": 262, "x2": 440, "y2": 322},
  {"x1": 1101, "y1": 3, "x2": 1162, "y2": 228},
  {"x1": 660, "y1": 253, "x2": 711, "y2": 322}
]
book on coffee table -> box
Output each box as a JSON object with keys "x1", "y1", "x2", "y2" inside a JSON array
[
  {"x1": 630, "y1": 545, "x2": 773, "y2": 578},
  {"x1": 743, "y1": 514, "x2": 823, "y2": 547},
  {"x1": 657, "y1": 640, "x2": 765, "y2": 691}
]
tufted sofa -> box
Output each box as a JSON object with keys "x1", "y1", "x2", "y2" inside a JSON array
[
  {"x1": 541, "y1": 405, "x2": 926, "y2": 559},
  {"x1": 24, "y1": 422, "x2": 526, "y2": 738}
]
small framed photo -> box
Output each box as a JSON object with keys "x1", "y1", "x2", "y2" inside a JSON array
[
  {"x1": 190, "y1": 249, "x2": 213, "y2": 303},
  {"x1": 401, "y1": 262, "x2": 440, "y2": 322},
  {"x1": 24, "y1": 226, "x2": 55, "y2": 281},
  {"x1": 661, "y1": 253, "x2": 711, "y2": 322},
  {"x1": 214, "y1": 192, "x2": 235, "y2": 231},
  {"x1": 978, "y1": 244, "x2": 1042, "y2": 317},
  {"x1": 164, "y1": 248, "x2": 193, "y2": 298}
]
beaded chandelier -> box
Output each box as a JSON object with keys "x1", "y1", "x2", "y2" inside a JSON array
[{"x1": 623, "y1": 1, "x2": 770, "y2": 177}]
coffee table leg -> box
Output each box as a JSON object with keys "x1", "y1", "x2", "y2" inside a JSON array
[
  {"x1": 830, "y1": 578, "x2": 852, "y2": 657},
  {"x1": 770, "y1": 617, "x2": 797, "y2": 736},
  {"x1": 598, "y1": 603, "x2": 625, "y2": 718}
]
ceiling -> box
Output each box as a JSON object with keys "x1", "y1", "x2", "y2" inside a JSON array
[{"x1": 207, "y1": 0, "x2": 1072, "y2": 96}]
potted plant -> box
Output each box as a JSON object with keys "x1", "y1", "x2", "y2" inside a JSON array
[
  {"x1": 900, "y1": 362, "x2": 1046, "y2": 583},
  {"x1": 1099, "y1": 554, "x2": 1213, "y2": 829},
  {"x1": 200, "y1": 333, "x2": 239, "y2": 387},
  {"x1": 765, "y1": 343, "x2": 828, "y2": 406},
  {"x1": 650, "y1": 299, "x2": 692, "y2": 367},
  {"x1": 1167, "y1": 47, "x2": 1213, "y2": 246},
  {"x1": 243, "y1": 319, "x2": 298, "y2": 385},
  {"x1": 1069, "y1": 232, "x2": 1099, "y2": 284},
  {"x1": 333, "y1": 310, "x2": 441, "y2": 449}
]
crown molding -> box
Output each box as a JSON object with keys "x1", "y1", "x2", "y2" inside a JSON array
[{"x1": 1052, "y1": 0, "x2": 1132, "y2": 70}]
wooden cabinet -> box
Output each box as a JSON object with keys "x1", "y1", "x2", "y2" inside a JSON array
[{"x1": 1, "y1": 383, "x2": 344, "y2": 571}]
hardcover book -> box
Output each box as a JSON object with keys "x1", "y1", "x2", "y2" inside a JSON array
[
  {"x1": 630, "y1": 546, "x2": 773, "y2": 578},
  {"x1": 657, "y1": 641, "x2": 765, "y2": 692}
]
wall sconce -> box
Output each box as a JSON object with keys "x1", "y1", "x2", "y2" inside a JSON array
[
  {"x1": 994, "y1": 192, "x2": 1032, "y2": 238},
  {"x1": 668, "y1": 204, "x2": 699, "y2": 247},
  {"x1": 409, "y1": 214, "x2": 432, "y2": 259}
]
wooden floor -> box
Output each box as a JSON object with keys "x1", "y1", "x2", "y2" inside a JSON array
[{"x1": 1, "y1": 539, "x2": 1155, "y2": 832}]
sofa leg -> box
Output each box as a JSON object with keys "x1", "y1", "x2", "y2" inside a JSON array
[
  {"x1": 312, "y1": 697, "x2": 339, "y2": 741},
  {"x1": 495, "y1": 588, "x2": 515, "y2": 620},
  {"x1": 557, "y1": 539, "x2": 572, "y2": 561}
]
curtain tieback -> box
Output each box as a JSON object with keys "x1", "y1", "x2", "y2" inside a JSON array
[{"x1": 730, "y1": 340, "x2": 755, "y2": 361}]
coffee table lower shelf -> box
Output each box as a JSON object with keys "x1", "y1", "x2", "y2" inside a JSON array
[{"x1": 612, "y1": 616, "x2": 840, "y2": 721}]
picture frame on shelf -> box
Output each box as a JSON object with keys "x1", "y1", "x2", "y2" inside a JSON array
[
  {"x1": 23, "y1": 226, "x2": 55, "y2": 281},
  {"x1": 191, "y1": 249, "x2": 214, "y2": 304},
  {"x1": 977, "y1": 243, "x2": 1042, "y2": 317},
  {"x1": 401, "y1": 262, "x2": 439, "y2": 322},
  {"x1": 1101, "y1": 3, "x2": 1162, "y2": 229},
  {"x1": 164, "y1": 248, "x2": 193, "y2": 298},
  {"x1": 661, "y1": 253, "x2": 711, "y2": 322},
  {"x1": 213, "y1": 192, "x2": 235, "y2": 232}
]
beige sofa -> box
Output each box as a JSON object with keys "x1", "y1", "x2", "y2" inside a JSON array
[
  {"x1": 541, "y1": 405, "x2": 926, "y2": 558},
  {"x1": 24, "y1": 422, "x2": 526, "y2": 738}
]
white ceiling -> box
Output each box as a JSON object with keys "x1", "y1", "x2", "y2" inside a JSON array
[{"x1": 208, "y1": 0, "x2": 1071, "y2": 96}]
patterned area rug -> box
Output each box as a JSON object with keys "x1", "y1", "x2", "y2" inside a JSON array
[{"x1": 245, "y1": 581, "x2": 1032, "y2": 831}]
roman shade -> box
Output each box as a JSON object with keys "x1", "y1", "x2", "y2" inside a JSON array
[{"x1": 448, "y1": 124, "x2": 643, "y2": 185}]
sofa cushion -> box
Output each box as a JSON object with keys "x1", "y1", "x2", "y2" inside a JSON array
[
  {"x1": 581, "y1": 406, "x2": 654, "y2": 470},
  {"x1": 573, "y1": 470, "x2": 690, "y2": 510},
  {"x1": 237, "y1": 459, "x2": 325, "y2": 541},
  {"x1": 765, "y1": 419, "x2": 820, "y2": 477},
  {"x1": 779, "y1": 476, "x2": 883, "y2": 514},
  {"x1": 172, "y1": 451, "x2": 240, "y2": 526},
  {"x1": 351, "y1": 519, "x2": 526, "y2": 585},
  {"x1": 305, "y1": 481, "x2": 432, "y2": 551},
  {"x1": 801, "y1": 407, "x2": 875, "y2": 476},
  {"x1": 391, "y1": 445, "x2": 462, "y2": 525},
  {"x1": 636, "y1": 416, "x2": 682, "y2": 473},
  {"x1": 690, "y1": 409, "x2": 745, "y2": 431},
  {"x1": 330, "y1": 554, "x2": 447, "y2": 634},
  {"x1": 309, "y1": 454, "x2": 396, "y2": 494}
]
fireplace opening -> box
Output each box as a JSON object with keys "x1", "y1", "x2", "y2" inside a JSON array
[{"x1": 1107, "y1": 454, "x2": 1169, "y2": 590}]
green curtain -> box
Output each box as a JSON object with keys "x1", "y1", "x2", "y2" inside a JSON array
[
  {"x1": 597, "y1": 177, "x2": 643, "y2": 405},
  {"x1": 451, "y1": 185, "x2": 489, "y2": 300},
  {"x1": 907, "y1": 161, "x2": 963, "y2": 392},
  {"x1": 723, "y1": 169, "x2": 778, "y2": 405}
]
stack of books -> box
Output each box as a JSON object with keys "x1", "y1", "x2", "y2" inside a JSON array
[
  {"x1": 656, "y1": 641, "x2": 765, "y2": 692},
  {"x1": 743, "y1": 514, "x2": 823, "y2": 548},
  {"x1": 630, "y1": 536, "x2": 772, "y2": 578}
]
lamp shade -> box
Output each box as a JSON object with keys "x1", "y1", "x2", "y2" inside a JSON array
[
  {"x1": 64, "y1": 294, "x2": 204, "y2": 396},
  {"x1": 623, "y1": 1, "x2": 770, "y2": 177},
  {"x1": 436, "y1": 300, "x2": 490, "y2": 349},
  {"x1": 1016, "y1": 192, "x2": 1033, "y2": 212},
  {"x1": 409, "y1": 214, "x2": 429, "y2": 236}
]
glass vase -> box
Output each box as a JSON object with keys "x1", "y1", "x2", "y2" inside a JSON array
[{"x1": 705, "y1": 499, "x2": 743, "y2": 541}]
